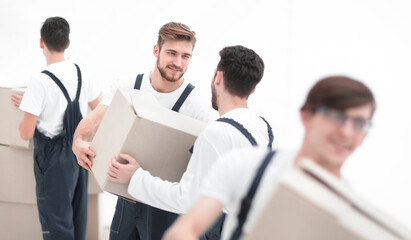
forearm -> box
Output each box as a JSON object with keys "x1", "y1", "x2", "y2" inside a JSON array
[
  {"x1": 128, "y1": 169, "x2": 191, "y2": 214},
  {"x1": 74, "y1": 105, "x2": 107, "y2": 142},
  {"x1": 19, "y1": 112, "x2": 38, "y2": 141},
  {"x1": 162, "y1": 215, "x2": 198, "y2": 240},
  {"x1": 73, "y1": 105, "x2": 107, "y2": 170},
  {"x1": 163, "y1": 197, "x2": 224, "y2": 240}
]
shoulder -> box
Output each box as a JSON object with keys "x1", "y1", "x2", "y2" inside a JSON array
[
  {"x1": 26, "y1": 72, "x2": 50, "y2": 90},
  {"x1": 219, "y1": 147, "x2": 270, "y2": 166},
  {"x1": 112, "y1": 73, "x2": 138, "y2": 90},
  {"x1": 178, "y1": 84, "x2": 217, "y2": 123}
]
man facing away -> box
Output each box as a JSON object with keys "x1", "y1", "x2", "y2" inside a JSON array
[
  {"x1": 15, "y1": 16, "x2": 102, "y2": 240},
  {"x1": 72, "y1": 22, "x2": 214, "y2": 240},
  {"x1": 107, "y1": 45, "x2": 276, "y2": 239},
  {"x1": 163, "y1": 76, "x2": 376, "y2": 240}
]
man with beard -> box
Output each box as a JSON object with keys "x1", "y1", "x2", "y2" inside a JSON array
[
  {"x1": 107, "y1": 45, "x2": 276, "y2": 239},
  {"x1": 163, "y1": 76, "x2": 376, "y2": 240},
  {"x1": 72, "y1": 22, "x2": 213, "y2": 240}
]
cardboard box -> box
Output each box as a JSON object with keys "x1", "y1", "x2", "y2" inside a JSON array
[
  {"x1": 0, "y1": 87, "x2": 33, "y2": 148},
  {"x1": 0, "y1": 144, "x2": 101, "y2": 204},
  {"x1": 0, "y1": 201, "x2": 42, "y2": 240},
  {"x1": 0, "y1": 144, "x2": 36, "y2": 204},
  {"x1": 90, "y1": 89, "x2": 207, "y2": 201},
  {"x1": 245, "y1": 160, "x2": 411, "y2": 240},
  {"x1": 87, "y1": 194, "x2": 103, "y2": 240},
  {"x1": 88, "y1": 173, "x2": 103, "y2": 194},
  {"x1": 0, "y1": 196, "x2": 102, "y2": 240}
]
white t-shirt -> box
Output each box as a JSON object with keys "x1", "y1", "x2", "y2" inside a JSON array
[
  {"x1": 19, "y1": 60, "x2": 101, "y2": 138},
  {"x1": 128, "y1": 107, "x2": 277, "y2": 214},
  {"x1": 200, "y1": 148, "x2": 296, "y2": 240},
  {"x1": 100, "y1": 72, "x2": 215, "y2": 123}
]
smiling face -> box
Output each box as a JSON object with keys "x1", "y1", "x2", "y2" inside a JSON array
[
  {"x1": 154, "y1": 40, "x2": 193, "y2": 82},
  {"x1": 301, "y1": 104, "x2": 373, "y2": 176}
]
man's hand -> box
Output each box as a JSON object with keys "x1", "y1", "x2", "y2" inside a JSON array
[
  {"x1": 11, "y1": 93, "x2": 23, "y2": 108},
  {"x1": 73, "y1": 138, "x2": 96, "y2": 171},
  {"x1": 107, "y1": 153, "x2": 141, "y2": 184}
]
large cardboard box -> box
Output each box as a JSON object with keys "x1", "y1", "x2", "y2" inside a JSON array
[
  {"x1": 0, "y1": 196, "x2": 102, "y2": 240},
  {"x1": 0, "y1": 86, "x2": 33, "y2": 149},
  {"x1": 0, "y1": 201, "x2": 42, "y2": 240},
  {"x1": 90, "y1": 89, "x2": 207, "y2": 201},
  {"x1": 87, "y1": 194, "x2": 103, "y2": 240},
  {"x1": 0, "y1": 144, "x2": 36, "y2": 204},
  {"x1": 245, "y1": 160, "x2": 411, "y2": 240},
  {"x1": 0, "y1": 144, "x2": 101, "y2": 204}
]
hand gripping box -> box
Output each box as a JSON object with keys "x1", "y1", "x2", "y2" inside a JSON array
[
  {"x1": 0, "y1": 86, "x2": 33, "y2": 148},
  {"x1": 245, "y1": 159, "x2": 411, "y2": 240},
  {"x1": 90, "y1": 89, "x2": 207, "y2": 201}
]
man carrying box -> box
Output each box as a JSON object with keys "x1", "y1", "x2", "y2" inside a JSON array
[
  {"x1": 15, "y1": 17, "x2": 102, "y2": 240},
  {"x1": 72, "y1": 22, "x2": 214, "y2": 240},
  {"x1": 108, "y1": 45, "x2": 275, "y2": 239},
  {"x1": 163, "y1": 76, "x2": 376, "y2": 240}
]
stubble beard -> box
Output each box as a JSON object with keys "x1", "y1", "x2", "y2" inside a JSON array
[
  {"x1": 157, "y1": 58, "x2": 185, "y2": 83},
  {"x1": 211, "y1": 84, "x2": 218, "y2": 111}
]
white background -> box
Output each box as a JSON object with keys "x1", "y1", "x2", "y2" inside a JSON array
[{"x1": 1, "y1": 0, "x2": 410, "y2": 230}]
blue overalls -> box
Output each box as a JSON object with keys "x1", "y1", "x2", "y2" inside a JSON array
[
  {"x1": 109, "y1": 74, "x2": 195, "y2": 240},
  {"x1": 200, "y1": 117, "x2": 274, "y2": 240},
  {"x1": 229, "y1": 150, "x2": 277, "y2": 240},
  {"x1": 33, "y1": 64, "x2": 88, "y2": 240}
]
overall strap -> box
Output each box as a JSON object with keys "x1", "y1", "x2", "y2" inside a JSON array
[
  {"x1": 171, "y1": 83, "x2": 195, "y2": 112},
  {"x1": 260, "y1": 116, "x2": 274, "y2": 149},
  {"x1": 134, "y1": 74, "x2": 144, "y2": 90},
  {"x1": 73, "y1": 64, "x2": 82, "y2": 101},
  {"x1": 217, "y1": 118, "x2": 257, "y2": 146},
  {"x1": 230, "y1": 150, "x2": 277, "y2": 240},
  {"x1": 41, "y1": 63, "x2": 82, "y2": 103}
]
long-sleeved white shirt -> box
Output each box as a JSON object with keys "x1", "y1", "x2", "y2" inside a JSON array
[
  {"x1": 128, "y1": 107, "x2": 276, "y2": 213},
  {"x1": 200, "y1": 148, "x2": 295, "y2": 240}
]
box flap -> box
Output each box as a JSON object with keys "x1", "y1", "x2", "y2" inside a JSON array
[
  {"x1": 131, "y1": 90, "x2": 206, "y2": 137},
  {"x1": 244, "y1": 159, "x2": 411, "y2": 240}
]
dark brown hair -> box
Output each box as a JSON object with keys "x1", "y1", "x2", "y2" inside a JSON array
[
  {"x1": 40, "y1": 17, "x2": 70, "y2": 52},
  {"x1": 301, "y1": 76, "x2": 376, "y2": 116},
  {"x1": 157, "y1": 22, "x2": 196, "y2": 50},
  {"x1": 217, "y1": 45, "x2": 264, "y2": 98}
]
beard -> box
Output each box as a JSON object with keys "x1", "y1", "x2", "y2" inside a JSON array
[
  {"x1": 156, "y1": 57, "x2": 185, "y2": 82},
  {"x1": 211, "y1": 79, "x2": 218, "y2": 111}
]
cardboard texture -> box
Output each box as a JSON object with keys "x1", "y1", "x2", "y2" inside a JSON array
[
  {"x1": 245, "y1": 160, "x2": 411, "y2": 240},
  {"x1": 87, "y1": 194, "x2": 103, "y2": 240},
  {"x1": 0, "y1": 144, "x2": 102, "y2": 204},
  {"x1": 90, "y1": 89, "x2": 206, "y2": 201},
  {"x1": 0, "y1": 196, "x2": 102, "y2": 240},
  {"x1": 88, "y1": 173, "x2": 103, "y2": 194},
  {"x1": 0, "y1": 201, "x2": 42, "y2": 240},
  {"x1": 0, "y1": 144, "x2": 36, "y2": 204},
  {"x1": 0, "y1": 87, "x2": 33, "y2": 148}
]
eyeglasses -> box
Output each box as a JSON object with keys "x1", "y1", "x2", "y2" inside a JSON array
[{"x1": 314, "y1": 106, "x2": 372, "y2": 133}]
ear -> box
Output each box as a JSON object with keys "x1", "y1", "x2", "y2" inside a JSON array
[
  {"x1": 300, "y1": 110, "x2": 311, "y2": 130},
  {"x1": 153, "y1": 45, "x2": 159, "y2": 58},
  {"x1": 215, "y1": 71, "x2": 223, "y2": 86},
  {"x1": 66, "y1": 40, "x2": 70, "y2": 49},
  {"x1": 40, "y1": 38, "x2": 44, "y2": 48},
  {"x1": 250, "y1": 87, "x2": 256, "y2": 95}
]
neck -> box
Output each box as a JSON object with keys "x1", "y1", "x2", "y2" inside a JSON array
[
  {"x1": 217, "y1": 94, "x2": 248, "y2": 116},
  {"x1": 45, "y1": 51, "x2": 65, "y2": 66},
  {"x1": 295, "y1": 141, "x2": 342, "y2": 179},
  {"x1": 150, "y1": 70, "x2": 184, "y2": 93}
]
